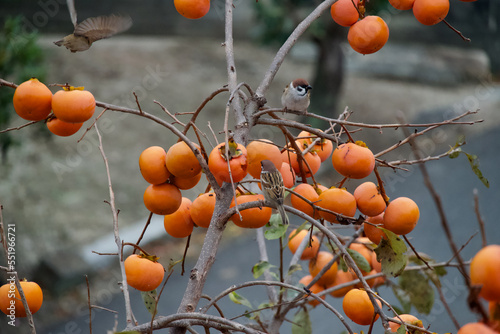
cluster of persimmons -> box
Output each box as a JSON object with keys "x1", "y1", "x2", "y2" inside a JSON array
[
  {"x1": 331, "y1": 0, "x2": 476, "y2": 55},
  {"x1": 132, "y1": 121, "x2": 427, "y2": 330}
]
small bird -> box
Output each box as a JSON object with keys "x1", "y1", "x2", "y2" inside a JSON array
[
  {"x1": 54, "y1": 14, "x2": 132, "y2": 53},
  {"x1": 281, "y1": 78, "x2": 312, "y2": 113},
  {"x1": 260, "y1": 160, "x2": 289, "y2": 225}
]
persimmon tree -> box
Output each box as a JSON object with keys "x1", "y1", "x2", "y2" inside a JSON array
[{"x1": 0, "y1": 0, "x2": 497, "y2": 334}]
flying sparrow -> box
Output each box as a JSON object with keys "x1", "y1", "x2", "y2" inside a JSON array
[
  {"x1": 54, "y1": 14, "x2": 132, "y2": 53},
  {"x1": 260, "y1": 160, "x2": 289, "y2": 225},
  {"x1": 281, "y1": 78, "x2": 312, "y2": 113}
]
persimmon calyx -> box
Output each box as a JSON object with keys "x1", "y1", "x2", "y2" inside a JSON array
[
  {"x1": 139, "y1": 253, "x2": 160, "y2": 263},
  {"x1": 354, "y1": 140, "x2": 368, "y2": 148},
  {"x1": 62, "y1": 84, "x2": 85, "y2": 91},
  {"x1": 218, "y1": 138, "x2": 244, "y2": 161}
]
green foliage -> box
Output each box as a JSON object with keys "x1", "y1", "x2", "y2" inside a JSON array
[
  {"x1": 229, "y1": 291, "x2": 253, "y2": 309},
  {"x1": 292, "y1": 307, "x2": 312, "y2": 334},
  {"x1": 449, "y1": 135, "x2": 489, "y2": 188},
  {"x1": 347, "y1": 247, "x2": 372, "y2": 273},
  {"x1": 252, "y1": 260, "x2": 276, "y2": 279},
  {"x1": 0, "y1": 15, "x2": 46, "y2": 161},
  {"x1": 398, "y1": 270, "x2": 435, "y2": 314},
  {"x1": 264, "y1": 213, "x2": 288, "y2": 240}
]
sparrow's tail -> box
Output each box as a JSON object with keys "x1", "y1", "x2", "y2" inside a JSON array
[
  {"x1": 278, "y1": 205, "x2": 289, "y2": 225},
  {"x1": 54, "y1": 40, "x2": 63, "y2": 46}
]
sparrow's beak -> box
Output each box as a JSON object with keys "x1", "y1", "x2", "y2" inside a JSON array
[{"x1": 306, "y1": 85, "x2": 312, "y2": 91}]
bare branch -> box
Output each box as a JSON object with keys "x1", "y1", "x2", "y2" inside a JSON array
[
  {"x1": 94, "y1": 124, "x2": 135, "y2": 328},
  {"x1": 473, "y1": 189, "x2": 487, "y2": 248}
]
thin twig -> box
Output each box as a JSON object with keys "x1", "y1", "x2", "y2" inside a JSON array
[
  {"x1": 435, "y1": 280, "x2": 461, "y2": 330},
  {"x1": 201, "y1": 295, "x2": 226, "y2": 318},
  {"x1": 94, "y1": 124, "x2": 135, "y2": 328},
  {"x1": 78, "y1": 108, "x2": 108, "y2": 143},
  {"x1": 0, "y1": 120, "x2": 39, "y2": 134},
  {"x1": 86, "y1": 275, "x2": 92, "y2": 334},
  {"x1": 155, "y1": 100, "x2": 186, "y2": 127},
  {"x1": 134, "y1": 212, "x2": 154, "y2": 254},
  {"x1": 134, "y1": 92, "x2": 144, "y2": 114},
  {"x1": 91, "y1": 251, "x2": 118, "y2": 256},
  {"x1": 443, "y1": 19, "x2": 471, "y2": 42},
  {"x1": 473, "y1": 189, "x2": 487, "y2": 248},
  {"x1": 403, "y1": 235, "x2": 432, "y2": 271},
  {"x1": 181, "y1": 234, "x2": 191, "y2": 276}
]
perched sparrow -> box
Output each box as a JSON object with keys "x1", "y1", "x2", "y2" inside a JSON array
[
  {"x1": 260, "y1": 160, "x2": 289, "y2": 225},
  {"x1": 281, "y1": 78, "x2": 312, "y2": 113},
  {"x1": 54, "y1": 15, "x2": 132, "y2": 53}
]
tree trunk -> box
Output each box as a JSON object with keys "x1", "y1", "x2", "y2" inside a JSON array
[{"x1": 307, "y1": 22, "x2": 345, "y2": 129}]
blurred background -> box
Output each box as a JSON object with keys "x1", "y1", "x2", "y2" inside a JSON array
[{"x1": 0, "y1": 0, "x2": 499, "y2": 333}]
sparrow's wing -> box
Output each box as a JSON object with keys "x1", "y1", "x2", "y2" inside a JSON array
[
  {"x1": 74, "y1": 15, "x2": 132, "y2": 43},
  {"x1": 67, "y1": 0, "x2": 77, "y2": 28}
]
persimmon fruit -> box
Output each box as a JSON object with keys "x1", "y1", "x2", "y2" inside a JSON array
[
  {"x1": 332, "y1": 142, "x2": 375, "y2": 179},
  {"x1": 143, "y1": 183, "x2": 182, "y2": 215},
  {"x1": 457, "y1": 322, "x2": 498, "y2": 334},
  {"x1": 331, "y1": 0, "x2": 360, "y2": 27},
  {"x1": 246, "y1": 139, "x2": 282, "y2": 179},
  {"x1": 383, "y1": 197, "x2": 420, "y2": 235},
  {"x1": 139, "y1": 146, "x2": 171, "y2": 185},
  {"x1": 124, "y1": 254, "x2": 164, "y2": 291},
  {"x1": 164, "y1": 197, "x2": 194, "y2": 238},
  {"x1": 0, "y1": 280, "x2": 43, "y2": 317},
  {"x1": 309, "y1": 251, "x2": 338, "y2": 287},
  {"x1": 46, "y1": 117, "x2": 83, "y2": 137},
  {"x1": 317, "y1": 188, "x2": 357, "y2": 224},
  {"x1": 172, "y1": 172, "x2": 202, "y2": 190},
  {"x1": 165, "y1": 141, "x2": 201, "y2": 178},
  {"x1": 208, "y1": 141, "x2": 248, "y2": 183},
  {"x1": 280, "y1": 162, "x2": 296, "y2": 188},
  {"x1": 298, "y1": 275, "x2": 325, "y2": 307},
  {"x1": 470, "y1": 244, "x2": 500, "y2": 302},
  {"x1": 328, "y1": 269, "x2": 356, "y2": 298},
  {"x1": 174, "y1": 0, "x2": 210, "y2": 19},
  {"x1": 342, "y1": 288, "x2": 381, "y2": 325},
  {"x1": 291, "y1": 183, "x2": 321, "y2": 219},
  {"x1": 389, "y1": 314, "x2": 424, "y2": 333},
  {"x1": 13, "y1": 78, "x2": 52, "y2": 121},
  {"x1": 354, "y1": 182, "x2": 387, "y2": 217},
  {"x1": 282, "y1": 144, "x2": 321, "y2": 178},
  {"x1": 388, "y1": 0, "x2": 415, "y2": 10},
  {"x1": 231, "y1": 194, "x2": 272, "y2": 228},
  {"x1": 191, "y1": 192, "x2": 216, "y2": 228},
  {"x1": 348, "y1": 16, "x2": 389, "y2": 55},
  {"x1": 288, "y1": 229, "x2": 320, "y2": 260},
  {"x1": 363, "y1": 213, "x2": 387, "y2": 245},
  {"x1": 52, "y1": 88, "x2": 96, "y2": 123},
  {"x1": 413, "y1": 0, "x2": 449, "y2": 26}
]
